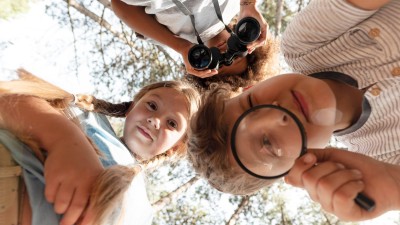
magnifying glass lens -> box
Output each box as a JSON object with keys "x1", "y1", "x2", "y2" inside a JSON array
[
  {"x1": 231, "y1": 105, "x2": 375, "y2": 211},
  {"x1": 231, "y1": 105, "x2": 306, "y2": 179}
]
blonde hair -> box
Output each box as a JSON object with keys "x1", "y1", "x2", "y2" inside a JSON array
[
  {"x1": 0, "y1": 69, "x2": 200, "y2": 224},
  {"x1": 184, "y1": 19, "x2": 281, "y2": 92},
  {"x1": 76, "y1": 80, "x2": 201, "y2": 167},
  {"x1": 187, "y1": 83, "x2": 276, "y2": 195}
]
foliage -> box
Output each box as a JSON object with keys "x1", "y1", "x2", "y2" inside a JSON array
[
  {"x1": 0, "y1": 0, "x2": 32, "y2": 20},
  {"x1": 44, "y1": 0, "x2": 184, "y2": 102},
  {"x1": 260, "y1": 0, "x2": 310, "y2": 36},
  {"x1": 4, "y1": 0, "x2": 399, "y2": 224}
]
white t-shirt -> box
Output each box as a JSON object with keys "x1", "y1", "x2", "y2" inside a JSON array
[{"x1": 121, "y1": 0, "x2": 239, "y2": 44}]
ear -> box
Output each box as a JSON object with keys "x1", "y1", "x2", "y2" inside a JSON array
[
  {"x1": 165, "y1": 149, "x2": 175, "y2": 156},
  {"x1": 166, "y1": 144, "x2": 181, "y2": 156}
]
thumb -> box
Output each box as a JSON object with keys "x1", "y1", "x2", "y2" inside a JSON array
[
  {"x1": 307, "y1": 148, "x2": 359, "y2": 164},
  {"x1": 285, "y1": 152, "x2": 317, "y2": 188},
  {"x1": 306, "y1": 148, "x2": 337, "y2": 162}
]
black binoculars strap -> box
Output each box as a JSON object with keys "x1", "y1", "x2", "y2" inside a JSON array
[
  {"x1": 171, "y1": 0, "x2": 204, "y2": 45},
  {"x1": 212, "y1": 0, "x2": 232, "y2": 33}
]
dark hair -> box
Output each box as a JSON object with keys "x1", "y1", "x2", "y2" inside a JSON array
[{"x1": 184, "y1": 17, "x2": 280, "y2": 92}]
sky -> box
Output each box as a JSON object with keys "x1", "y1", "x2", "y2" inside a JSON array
[
  {"x1": 1, "y1": 1, "x2": 400, "y2": 224},
  {"x1": 0, "y1": 0, "x2": 93, "y2": 94}
]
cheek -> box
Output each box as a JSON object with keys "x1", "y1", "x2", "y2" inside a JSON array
[
  {"x1": 154, "y1": 131, "x2": 175, "y2": 151},
  {"x1": 305, "y1": 126, "x2": 334, "y2": 148},
  {"x1": 123, "y1": 115, "x2": 135, "y2": 135}
]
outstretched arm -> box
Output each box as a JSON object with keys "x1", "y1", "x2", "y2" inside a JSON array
[
  {"x1": 0, "y1": 95, "x2": 103, "y2": 225},
  {"x1": 347, "y1": 0, "x2": 391, "y2": 10},
  {"x1": 285, "y1": 148, "x2": 400, "y2": 221},
  {"x1": 111, "y1": 0, "x2": 219, "y2": 78}
]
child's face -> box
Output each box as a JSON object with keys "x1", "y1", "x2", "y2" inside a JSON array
[
  {"x1": 223, "y1": 73, "x2": 340, "y2": 173},
  {"x1": 206, "y1": 29, "x2": 248, "y2": 76},
  {"x1": 123, "y1": 87, "x2": 189, "y2": 160}
]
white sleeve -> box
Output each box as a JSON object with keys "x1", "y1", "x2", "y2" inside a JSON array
[{"x1": 120, "y1": 0, "x2": 177, "y2": 12}]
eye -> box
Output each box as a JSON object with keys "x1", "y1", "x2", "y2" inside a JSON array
[
  {"x1": 167, "y1": 119, "x2": 178, "y2": 129},
  {"x1": 262, "y1": 135, "x2": 272, "y2": 148},
  {"x1": 262, "y1": 135, "x2": 277, "y2": 156},
  {"x1": 146, "y1": 101, "x2": 157, "y2": 111}
]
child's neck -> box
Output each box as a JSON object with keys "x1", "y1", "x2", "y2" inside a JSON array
[{"x1": 323, "y1": 79, "x2": 364, "y2": 131}]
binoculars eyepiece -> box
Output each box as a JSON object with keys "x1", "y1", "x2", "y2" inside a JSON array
[{"x1": 188, "y1": 17, "x2": 261, "y2": 71}]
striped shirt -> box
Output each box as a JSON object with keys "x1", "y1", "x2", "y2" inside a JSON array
[{"x1": 282, "y1": 0, "x2": 400, "y2": 164}]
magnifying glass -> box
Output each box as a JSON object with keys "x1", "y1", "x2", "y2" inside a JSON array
[{"x1": 230, "y1": 104, "x2": 375, "y2": 211}]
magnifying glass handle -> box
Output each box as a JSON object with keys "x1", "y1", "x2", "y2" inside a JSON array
[{"x1": 355, "y1": 193, "x2": 375, "y2": 211}]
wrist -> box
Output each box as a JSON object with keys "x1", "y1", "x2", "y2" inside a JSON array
[
  {"x1": 174, "y1": 39, "x2": 194, "y2": 56},
  {"x1": 240, "y1": 0, "x2": 256, "y2": 6},
  {"x1": 240, "y1": 1, "x2": 258, "y2": 15}
]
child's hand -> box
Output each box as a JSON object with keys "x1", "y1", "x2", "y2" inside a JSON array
[
  {"x1": 239, "y1": 2, "x2": 268, "y2": 54},
  {"x1": 285, "y1": 148, "x2": 400, "y2": 221},
  {"x1": 43, "y1": 133, "x2": 104, "y2": 225},
  {"x1": 179, "y1": 43, "x2": 219, "y2": 78}
]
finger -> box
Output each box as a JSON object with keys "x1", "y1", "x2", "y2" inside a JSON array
[
  {"x1": 79, "y1": 204, "x2": 96, "y2": 225},
  {"x1": 307, "y1": 148, "x2": 351, "y2": 163},
  {"x1": 53, "y1": 185, "x2": 75, "y2": 214},
  {"x1": 257, "y1": 27, "x2": 267, "y2": 44},
  {"x1": 302, "y1": 162, "x2": 346, "y2": 202},
  {"x1": 332, "y1": 180, "x2": 365, "y2": 218},
  {"x1": 315, "y1": 169, "x2": 363, "y2": 212},
  {"x1": 44, "y1": 179, "x2": 60, "y2": 203},
  {"x1": 285, "y1": 153, "x2": 316, "y2": 187},
  {"x1": 247, "y1": 45, "x2": 256, "y2": 54},
  {"x1": 60, "y1": 188, "x2": 90, "y2": 225},
  {"x1": 188, "y1": 69, "x2": 218, "y2": 78}
]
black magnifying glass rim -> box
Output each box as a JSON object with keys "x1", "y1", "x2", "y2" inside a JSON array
[{"x1": 230, "y1": 104, "x2": 308, "y2": 180}]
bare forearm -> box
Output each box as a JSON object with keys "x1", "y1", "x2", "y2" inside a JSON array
[
  {"x1": 0, "y1": 95, "x2": 87, "y2": 152},
  {"x1": 346, "y1": 0, "x2": 391, "y2": 10},
  {"x1": 111, "y1": 0, "x2": 191, "y2": 53}
]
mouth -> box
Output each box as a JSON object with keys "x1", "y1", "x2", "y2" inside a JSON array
[
  {"x1": 137, "y1": 125, "x2": 154, "y2": 141},
  {"x1": 291, "y1": 90, "x2": 310, "y2": 122},
  {"x1": 216, "y1": 41, "x2": 226, "y2": 51}
]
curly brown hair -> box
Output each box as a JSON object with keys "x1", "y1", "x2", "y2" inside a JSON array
[
  {"x1": 187, "y1": 83, "x2": 278, "y2": 195},
  {"x1": 184, "y1": 32, "x2": 280, "y2": 92}
]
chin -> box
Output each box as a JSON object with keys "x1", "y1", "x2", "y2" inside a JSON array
[{"x1": 307, "y1": 133, "x2": 332, "y2": 149}]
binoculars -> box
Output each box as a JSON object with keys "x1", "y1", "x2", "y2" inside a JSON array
[{"x1": 188, "y1": 17, "x2": 261, "y2": 70}]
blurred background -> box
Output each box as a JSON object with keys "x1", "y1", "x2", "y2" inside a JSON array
[{"x1": 1, "y1": 0, "x2": 399, "y2": 224}]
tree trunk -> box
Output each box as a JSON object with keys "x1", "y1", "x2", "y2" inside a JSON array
[
  {"x1": 152, "y1": 176, "x2": 199, "y2": 211},
  {"x1": 227, "y1": 195, "x2": 250, "y2": 225},
  {"x1": 64, "y1": 0, "x2": 178, "y2": 65},
  {"x1": 274, "y1": 0, "x2": 283, "y2": 36}
]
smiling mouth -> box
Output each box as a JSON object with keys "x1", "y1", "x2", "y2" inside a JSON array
[
  {"x1": 137, "y1": 126, "x2": 153, "y2": 141},
  {"x1": 292, "y1": 91, "x2": 310, "y2": 122},
  {"x1": 216, "y1": 41, "x2": 226, "y2": 48}
]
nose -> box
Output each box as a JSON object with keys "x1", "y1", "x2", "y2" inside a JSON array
[
  {"x1": 147, "y1": 117, "x2": 160, "y2": 129},
  {"x1": 269, "y1": 102, "x2": 290, "y2": 126}
]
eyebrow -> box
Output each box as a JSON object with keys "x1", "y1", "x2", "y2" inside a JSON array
[
  {"x1": 148, "y1": 93, "x2": 162, "y2": 100},
  {"x1": 150, "y1": 93, "x2": 188, "y2": 128}
]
